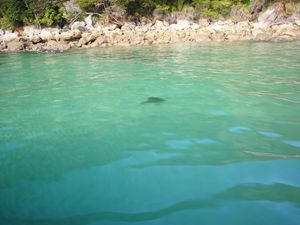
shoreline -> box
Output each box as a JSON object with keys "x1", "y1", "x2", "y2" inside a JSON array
[{"x1": 1, "y1": 5, "x2": 300, "y2": 53}]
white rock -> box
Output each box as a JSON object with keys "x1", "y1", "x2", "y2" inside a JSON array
[
  {"x1": 139, "y1": 24, "x2": 151, "y2": 32},
  {"x1": 155, "y1": 20, "x2": 165, "y2": 30},
  {"x1": 7, "y1": 41, "x2": 23, "y2": 51},
  {"x1": 121, "y1": 22, "x2": 136, "y2": 31},
  {"x1": 108, "y1": 24, "x2": 117, "y2": 31},
  {"x1": 163, "y1": 21, "x2": 169, "y2": 26},
  {"x1": 60, "y1": 31, "x2": 74, "y2": 41},
  {"x1": 169, "y1": 24, "x2": 182, "y2": 30},
  {"x1": 253, "y1": 21, "x2": 269, "y2": 30},
  {"x1": 71, "y1": 21, "x2": 86, "y2": 31},
  {"x1": 85, "y1": 15, "x2": 97, "y2": 27},
  {"x1": 209, "y1": 23, "x2": 227, "y2": 31},
  {"x1": 199, "y1": 18, "x2": 210, "y2": 27},
  {"x1": 258, "y1": 9, "x2": 276, "y2": 23},
  {"x1": 23, "y1": 26, "x2": 40, "y2": 36},
  {"x1": 40, "y1": 29, "x2": 54, "y2": 41},
  {"x1": 2, "y1": 33, "x2": 19, "y2": 42},
  {"x1": 190, "y1": 23, "x2": 200, "y2": 30},
  {"x1": 177, "y1": 19, "x2": 190, "y2": 29}
]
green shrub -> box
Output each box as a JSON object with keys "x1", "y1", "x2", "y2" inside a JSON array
[
  {"x1": 0, "y1": 17, "x2": 15, "y2": 30},
  {"x1": 193, "y1": 0, "x2": 250, "y2": 18},
  {"x1": 0, "y1": 0, "x2": 27, "y2": 27},
  {"x1": 126, "y1": 0, "x2": 156, "y2": 17},
  {"x1": 38, "y1": 5, "x2": 66, "y2": 27}
]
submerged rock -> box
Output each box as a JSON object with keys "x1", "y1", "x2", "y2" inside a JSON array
[{"x1": 141, "y1": 97, "x2": 166, "y2": 104}]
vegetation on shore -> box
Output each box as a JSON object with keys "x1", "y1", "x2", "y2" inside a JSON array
[{"x1": 0, "y1": 0, "x2": 297, "y2": 29}]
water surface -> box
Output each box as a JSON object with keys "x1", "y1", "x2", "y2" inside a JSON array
[{"x1": 0, "y1": 42, "x2": 300, "y2": 225}]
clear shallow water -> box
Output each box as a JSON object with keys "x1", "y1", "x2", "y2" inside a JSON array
[{"x1": 0, "y1": 42, "x2": 300, "y2": 225}]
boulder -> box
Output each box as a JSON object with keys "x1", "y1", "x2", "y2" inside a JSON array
[
  {"x1": 272, "y1": 23, "x2": 300, "y2": 40},
  {"x1": 121, "y1": 22, "x2": 136, "y2": 31},
  {"x1": 258, "y1": 2, "x2": 287, "y2": 24},
  {"x1": 138, "y1": 24, "x2": 151, "y2": 33},
  {"x1": 60, "y1": 31, "x2": 76, "y2": 41},
  {"x1": 77, "y1": 37, "x2": 88, "y2": 47},
  {"x1": 253, "y1": 30, "x2": 273, "y2": 41},
  {"x1": 31, "y1": 36, "x2": 42, "y2": 44},
  {"x1": 190, "y1": 23, "x2": 200, "y2": 30},
  {"x1": 59, "y1": 31, "x2": 72, "y2": 41},
  {"x1": 7, "y1": 41, "x2": 24, "y2": 51},
  {"x1": 211, "y1": 31, "x2": 226, "y2": 41},
  {"x1": 176, "y1": 19, "x2": 190, "y2": 29},
  {"x1": 194, "y1": 29, "x2": 211, "y2": 42},
  {"x1": 22, "y1": 26, "x2": 40, "y2": 37},
  {"x1": 108, "y1": 24, "x2": 117, "y2": 31},
  {"x1": 170, "y1": 31, "x2": 183, "y2": 43},
  {"x1": 72, "y1": 29, "x2": 82, "y2": 39},
  {"x1": 40, "y1": 29, "x2": 55, "y2": 42},
  {"x1": 155, "y1": 32, "x2": 171, "y2": 44},
  {"x1": 71, "y1": 21, "x2": 86, "y2": 31},
  {"x1": 0, "y1": 42, "x2": 6, "y2": 51},
  {"x1": 154, "y1": 20, "x2": 166, "y2": 31},
  {"x1": 233, "y1": 22, "x2": 253, "y2": 40},
  {"x1": 23, "y1": 42, "x2": 44, "y2": 52},
  {"x1": 85, "y1": 15, "x2": 97, "y2": 27},
  {"x1": 129, "y1": 32, "x2": 144, "y2": 45},
  {"x1": 86, "y1": 33, "x2": 98, "y2": 43},
  {"x1": 94, "y1": 36, "x2": 108, "y2": 46},
  {"x1": 198, "y1": 18, "x2": 210, "y2": 27},
  {"x1": 145, "y1": 31, "x2": 156, "y2": 44},
  {"x1": 108, "y1": 32, "x2": 123, "y2": 45},
  {"x1": 44, "y1": 40, "x2": 70, "y2": 52},
  {"x1": 2, "y1": 32, "x2": 19, "y2": 43},
  {"x1": 287, "y1": 9, "x2": 300, "y2": 23}
]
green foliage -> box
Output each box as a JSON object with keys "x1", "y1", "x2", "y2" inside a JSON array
[
  {"x1": 192, "y1": 0, "x2": 250, "y2": 18},
  {"x1": 0, "y1": 0, "x2": 291, "y2": 29},
  {"x1": 0, "y1": 0, "x2": 67, "y2": 28},
  {"x1": 76, "y1": 0, "x2": 101, "y2": 11},
  {"x1": 0, "y1": 0, "x2": 27, "y2": 27},
  {"x1": 126, "y1": 0, "x2": 156, "y2": 16},
  {"x1": 38, "y1": 5, "x2": 66, "y2": 27},
  {"x1": 0, "y1": 17, "x2": 15, "y2": 29}
]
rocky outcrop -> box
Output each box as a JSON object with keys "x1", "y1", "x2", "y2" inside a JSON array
[
  {"x1": 1, "y1": 3, "x2": 300, "y2": 53},
  {"x1": 257, "y1": 2, "x2": 287, "y2": 24}
]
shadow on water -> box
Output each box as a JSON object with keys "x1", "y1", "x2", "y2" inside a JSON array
[
  {"x1": 2, "y1": 183, "x2": 300, "y2": 225},
  {"x1": 1, "y1": 130, "x2": 299, "y2": 188},
  {"x1": 0, "y1": 134, "x2": 131, "y2": 188}
]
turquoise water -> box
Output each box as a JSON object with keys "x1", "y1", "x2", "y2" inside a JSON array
[{"x1": 0, "y1": 42, "x2": 300, "y2": 225}]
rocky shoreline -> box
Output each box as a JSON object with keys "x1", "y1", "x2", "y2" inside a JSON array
[{"x1": 1, "y1": 4, "x2": 300, "y2": 53}]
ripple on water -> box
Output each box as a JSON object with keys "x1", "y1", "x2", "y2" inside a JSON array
[
  {"x1": 258, "y1": 131, "x2": 282, "y2": 138},
  {"x1": 284, "y1": 140, "x2": 300, "y2": 148},
  {"x1": 166, "y1": 138, "x2": 217, "y2": 149},
  {"x1": 211, "y1": 110, "x2": 226, "y2": 116},
  {"x1": 228, "y1": 126, "x2": 251, "y2": 134}
]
